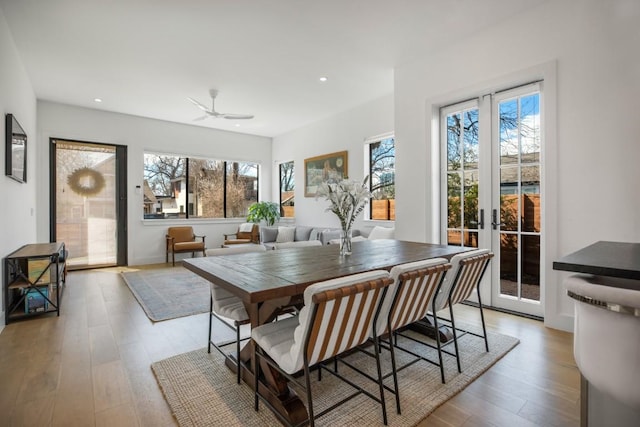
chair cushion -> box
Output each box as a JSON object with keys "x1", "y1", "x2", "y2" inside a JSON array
[
  {"x1": 224, "y1": 238, "x2": 252, "y2": 245},
  {"x1": 368, "y1": 226, "x2": 395, "y2": 240},
  {"x1": 173, "y1": 241, "x2": 205, "y2": 252},
  {"x1": 211, "y1": 284, "x2": 249, "y2": 321},
  {"x1": 276, "y1": 226, "x2": 296, "y2": 243},
  {"x1": 252, "y1": 316, "x2": 300, "y2": 373}
]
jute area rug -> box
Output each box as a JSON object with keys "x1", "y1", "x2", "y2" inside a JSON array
[
  {"x1": 152, "y1": 327, "x2": 519, "y2": 426},
  {"x1": 122, "y1": 266, "x2": 210, "y2": 322}
]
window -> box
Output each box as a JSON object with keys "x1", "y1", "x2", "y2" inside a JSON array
[
  {"x1": 279, "y1": 161, "x2": 294, "y2": 218},
  {"x1": 143, "y1": 153, "x2": 258, "y2": 219},
  {"x1": 366, "y1": 135, "x2": 395, "y2": 220}
]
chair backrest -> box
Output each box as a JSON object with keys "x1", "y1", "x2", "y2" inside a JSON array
[
  {"x1": 205, "y1": 245, "x2": 266, "y2": 311},
  {"x1": 281, "y1": 270, "x2": 392, "y2": 374},
  {"x1": 167, "y1": 226, "x2": 195, "y2": 243},
  {"x1": 236, "y1": 223, "x2": 259, "y2": 241},
  {"x1": 434, "y1": 249, "x2": 493, "y2": 311},
  {"x1": 375, "y1": 258, "x2": 450, "y2": 337}
]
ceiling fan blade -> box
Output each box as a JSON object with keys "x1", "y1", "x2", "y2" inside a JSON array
[
  {"x1": 222, "y1": 113, "x2": 254, "y2": 120},
  {"x1": 187, "y1": 97, "x2": 210, "y2": 112}
]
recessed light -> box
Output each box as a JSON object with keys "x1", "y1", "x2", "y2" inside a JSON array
[
  {"x1": 94, "y1": 98, "x2": 102, "y2": 103},
  {"x1": 319, "y1": 76, "x2": 328, "y2": 82},
  {"x1": 235, "y1": 123, "x2": 241, "y2": 127}
]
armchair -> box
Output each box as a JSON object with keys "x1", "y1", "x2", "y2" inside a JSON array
[
  {"x1": 223, "y1": 223, "x2": 260, "y2": 246},
  {"x1": 166, "y1": 226, "x2": 206, "y2": 266}
]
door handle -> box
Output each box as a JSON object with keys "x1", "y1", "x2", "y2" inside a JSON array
[
  {"x1": 491, "y1": 209, "x2": 505, "y2": 230},
  {"x1": 479, "y1": 209, "x2": 485, "y2": 230}
]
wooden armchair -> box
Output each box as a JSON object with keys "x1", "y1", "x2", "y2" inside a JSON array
[
  {"x1": 223, "y1": 223, "x2": 260, "y2": 245},
  {"x1": 166, "y1": 226, "x2": 206, "y2": 266}
]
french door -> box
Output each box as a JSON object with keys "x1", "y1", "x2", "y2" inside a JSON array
[
  {"x1": 441, "y1": 82, "x2": 543, "y2": 317},
  {"x1": 50, "y1": 139, "x2": 127, "y2": 269}
]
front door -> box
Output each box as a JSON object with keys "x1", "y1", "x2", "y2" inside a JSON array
[
  {"x1": 441, "y1": 82, "x2": 543, "y2": 317},
  {"x1": 50, "y1": 139, "x2": 127, "y2": 269}
]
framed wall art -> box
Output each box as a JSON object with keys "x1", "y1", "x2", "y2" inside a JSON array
[
  {"x1": 5, "y1": 114, "x2": 27, "y2": 183},
  {"x1": 304, "y1": 150, "x2": 348, "y2": 197}
]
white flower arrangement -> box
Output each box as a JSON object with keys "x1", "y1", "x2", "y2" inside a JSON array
[{"x1": 316, "y1": 177, "x2": 372, "y2": 232}]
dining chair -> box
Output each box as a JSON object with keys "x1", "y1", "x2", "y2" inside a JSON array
[
  {"x1": 166, "y1": 226, "x2": 206, "y2": 266},
  {"x1": 205, "y1": 244, "x2": 266, "y2": 383},
  {"x1": 252, "y1": 270, "x2": 393, "y2": 427},
  {"x1": 433, "y1": 249, "x2": 494, "y2": 375},
  {"x1": 368, "y1": 258, "x2": 450, "y2": 413}
]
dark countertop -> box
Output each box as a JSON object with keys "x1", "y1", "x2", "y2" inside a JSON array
[{"x1": 553, "y1": 241, "x2": 640, "y2": 288}]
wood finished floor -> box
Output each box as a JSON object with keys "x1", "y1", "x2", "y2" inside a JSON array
[{"x1": 0, "y1": 266, "x2": 580, "y2": 427}]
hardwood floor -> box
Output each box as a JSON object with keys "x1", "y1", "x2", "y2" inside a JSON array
[{"x1": 0, "y1": 266, "x2": 580, "y2": 426}]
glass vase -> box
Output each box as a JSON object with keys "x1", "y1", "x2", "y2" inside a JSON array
[{"x1": 340, "y1": 228, "x2": 353, "y2": 256}]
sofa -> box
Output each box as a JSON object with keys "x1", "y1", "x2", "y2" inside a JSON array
[
  {"x1": 327, "y1": 225, "x2": 395, "y2": 245},
  {"x1": 260, "y1": 225, "x2": 362, "y2": 249}
]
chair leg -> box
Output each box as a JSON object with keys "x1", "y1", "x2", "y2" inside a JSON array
[
  {"x1": 373, "y1": 336, "x2": 389, "y2": 425},
  {"x1": 449, "y1": 305, "x2": 462, "y2": 373},
  {"x1": 303, "y1": 362, "x2": 315, "y2": 427},
  {"x1": 254, "y1": 344, "x2": 260, "y2": 411},
  {"x1": 236, "y1": 324, "x2": 242, "y2": 384},
  {"x1": 477, "y1": 291, "x2": 490, "y2": 352},
  {"x1": 208, "y1": 296, "x2": 213, "y2": 353},
  {"x1": 172, "y1": 251, "x2": 175, "y2": 267},
  {"x1": 387, "y1": 334, "x2": 401, "y2": 415},
  {"x1": 433, "y1": 314, "x2": 446, "y2": 383}
]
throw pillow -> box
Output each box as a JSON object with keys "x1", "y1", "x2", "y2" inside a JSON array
[{"x1": 275, "y1": 226, "x2": 296, "y2": 243}]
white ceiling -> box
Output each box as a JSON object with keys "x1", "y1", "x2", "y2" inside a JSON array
[{"x1": 1, "y1": 0, "x2": 544, "y2": 137}]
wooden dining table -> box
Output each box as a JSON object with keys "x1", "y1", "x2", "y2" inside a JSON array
[{"x1": 184, "y1": 239, "x2": 469, "y2": 425}]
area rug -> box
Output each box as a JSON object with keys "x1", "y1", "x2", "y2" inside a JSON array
[
  {"x1": 122, "y1": 267, "x2": 210, "y2": 321},
  {"x1": 151, "y1": 327, "x2": 519, "y2": 426}
]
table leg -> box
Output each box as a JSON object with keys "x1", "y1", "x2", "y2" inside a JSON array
[{"x1": 407, "y1": 315, "x2": 454, "y2": 342}]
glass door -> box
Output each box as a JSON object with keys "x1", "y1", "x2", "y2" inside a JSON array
[
  {"x1": 491, "y1": 86, "x2": 542, "y2": 316},
  {"x1": 441, "y1": 83, "x2": 543, "y2": 317},
  {"x1": 50, "y1": 139, "x2": 127, "y2": 269}
]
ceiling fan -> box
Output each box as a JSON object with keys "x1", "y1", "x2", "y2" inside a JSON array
[{"x1": 187, "y1": 89, "x2": 254, "y2": 120}]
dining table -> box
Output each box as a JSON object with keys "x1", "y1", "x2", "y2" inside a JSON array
[{"x1": 184, "y1": 239, "x2": 469, "y2": 425}]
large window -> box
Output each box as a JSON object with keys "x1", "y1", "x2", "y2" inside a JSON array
[
  {"x1": 366, "y1": 135, "x2": 395, "y2": 220},
  {"x1": 143, "y1": 153, "x2": 258, "y2": 219},
  {"x1": 279, "y1": 161, "x2": 294, "y2": 218}
]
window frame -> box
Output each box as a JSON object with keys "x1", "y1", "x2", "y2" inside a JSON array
[
  {"x1": 364, "y1": 132, "x2": 395, "y2": 222},
  {"x1": 143, "y1": 152, "x2": 259, "y2": 220}
]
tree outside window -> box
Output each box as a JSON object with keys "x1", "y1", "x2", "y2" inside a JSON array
[
  {"x1": 279, "y1": 161, "x2": 294, "y2": 217},
  {"x1": 368, "y1": 137, "x2": 395, "y2": 220}
]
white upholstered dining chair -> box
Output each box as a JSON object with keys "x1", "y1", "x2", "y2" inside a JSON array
[
  {"x1": 252, "y1": 270, "x2": 393, "y2": 426},
  {"x1": 205, "y1": 244, "x2": 266, "y2": 383}
]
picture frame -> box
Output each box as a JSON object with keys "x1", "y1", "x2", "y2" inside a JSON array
[
  {"x1": 304, "y1": 150, "x2": 348, "y2": 197},
  {"x1": 5, "y1": 114, "x2": 27, "y2": 183}
]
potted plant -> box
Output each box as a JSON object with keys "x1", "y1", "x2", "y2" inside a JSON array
[{"x1": 247, "y1": 201, "x2": 280, "y2": 226}]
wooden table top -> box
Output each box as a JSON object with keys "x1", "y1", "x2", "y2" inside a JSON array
[
  {"x1": 6, "y1": 242, "x2": 65, "y2": 259},
  {"x1": 184, "y1": 239, "x2": 469, "y2": 304},
  {"x1": 553, "y1": 241, "x2": 640, "y2": 289}
]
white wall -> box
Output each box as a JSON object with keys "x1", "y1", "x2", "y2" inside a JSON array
[
  {"x1": 394, "y1": 0, "x2": 640, "y2": 330},
  {"x1": 0, "y1": 8, "x2": 37, "y2": 330},
  {"x1": 37, "y1": 102, "x2": 272, "y2": 265},
  {"x1": 272, "y1": 94, "x2": 394, "y2": 230}
]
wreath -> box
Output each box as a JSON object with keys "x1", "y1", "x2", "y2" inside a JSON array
[{"x1": 67, "y1": 167, "x2": 106, "y2": 197}]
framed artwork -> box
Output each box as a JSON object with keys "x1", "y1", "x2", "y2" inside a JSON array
[
  {"x1": 304, "y1": 150, "x2": 348, "y2": 197},
  {"x1": 5, "y1": 114, "x2": 27, "y2": 183}
]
